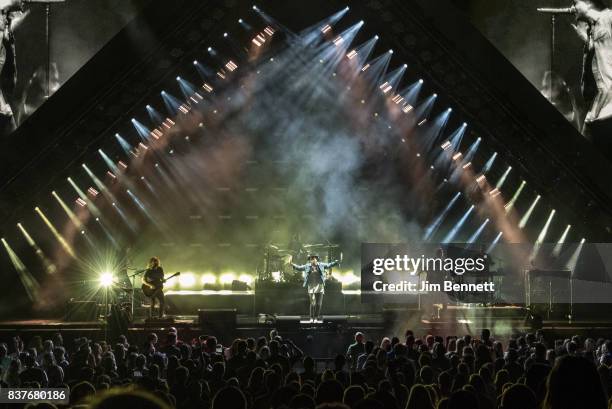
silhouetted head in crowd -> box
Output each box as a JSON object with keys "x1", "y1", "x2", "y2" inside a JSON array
[
  {"x1": 89, "y1": 389, "x2": 170, "y2": 409},
  {"x1": 343, "y1": 384, "x2": 364, "y2": 408},
  {"x1": 447, "y1": 389, "x2": 479, "y2": 409},
  {"x1": 543, "y1": 355, "x2": 607, "y2": 409},
  {"x1": 501, "y1": 383, "x2": 537, "y2": 409},
  {"x1": 406, "y1": 384, "x2": 434, "y2": 409},
  {"x1": 212, "y1": 386, "x2": 246, "y2": 409},
  {"x1": 290, "y1": 393, "x2": 316, "y2": 409},
  {"x1": 316, "y1": 379, "x2": 344, "y2": 405}
]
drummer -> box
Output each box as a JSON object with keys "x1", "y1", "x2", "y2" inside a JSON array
[{"x1": 288, "y1": 233, "x2": 306, "y2": 260}]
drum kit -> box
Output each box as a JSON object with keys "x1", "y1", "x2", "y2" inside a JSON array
[{"x1": 258, "y1": 242, "x2": 340, "y2": 283}]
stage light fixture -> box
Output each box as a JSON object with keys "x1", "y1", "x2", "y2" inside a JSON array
[
  {"x1": 99, "y1": 272, "x2": 114, "y2": 288},
  {"x1": 336, "y1": 271, "x2": 359, "y2": 285},
  {"x1": 179, "y1": 273, "x2": 196, "y2": 288},
  {"x1": 519, "y1": 195, "x2": 541, "y2": 229},
  {"x1": 239, "y1": 274, "x2": 254, "y2": 284},
  {"x1": 201, "y1": 273, "x2": 216, "y2": 285},
  {"x1": 220, "y1": 272, "x2": 236, "y2": 284}
]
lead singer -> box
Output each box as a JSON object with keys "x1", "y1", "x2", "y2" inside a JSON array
[
  {"x1": 572, "y1": 0, "x2": 612, "y2": 154},
  {"x1": 292, "y1": 254, "x2": 339, "y2": 323}
]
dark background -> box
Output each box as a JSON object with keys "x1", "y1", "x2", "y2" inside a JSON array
[
  {"x1": 9, "y1": 0, "x2": 590, "y2": 127},
  {"x1": 11, "y1": 0, "x2": 151, "y2": 123},
  {"x1": 452, "y1": 0, "x2": 587, "y2": 111}
]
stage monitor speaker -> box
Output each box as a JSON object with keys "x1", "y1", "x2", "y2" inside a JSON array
[
  {"x1": 198, "y1": 309, "x2": 236, "y2": 334},
  {"x1": 325, "y1": 280, "x2": 342, "y2": 294},
  {"x1": 275, "y1": 315, "x2": 300, "y2": 332},
  {"x1": 231, "y1": 280, "x2": 250, "y2": 291},
  {"x1": 108, "y1": 304, "x2": 131, "y2": 338},
  {"x1": 65, "y1": 300, "x2": 99, "y2": 322}
]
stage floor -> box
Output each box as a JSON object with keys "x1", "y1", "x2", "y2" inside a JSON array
[{"x1": 1, "y1": 305, "x2": 611, "y2": 341}]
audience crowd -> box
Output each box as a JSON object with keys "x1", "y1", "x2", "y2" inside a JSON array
[{"x1": 1, "y1": 327, "x2": 611, "y2": 409}]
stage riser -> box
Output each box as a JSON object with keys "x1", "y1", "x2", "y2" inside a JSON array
[{"x1": 166, "y1": 292, "x2": 383, "y2": 316}]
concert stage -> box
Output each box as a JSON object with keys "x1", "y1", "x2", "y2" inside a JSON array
[
  {"x1": 0, "y1": 0, "x2": 611, "y2": 368},
  {"x1": 165, "y1": 288, "x2": 378, "y2": 316},
  {"x1": 5, "y1": 304, "x2": 612, "y2": 350}
]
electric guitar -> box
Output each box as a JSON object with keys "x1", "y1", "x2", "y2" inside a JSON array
[{"x1": 141, "y1": 272, "x2": 180, "y2": 297}]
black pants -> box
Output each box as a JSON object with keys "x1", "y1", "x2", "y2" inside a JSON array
[
  {"x1": 584, "y1": 118, "x2": 612, "y2": 159},
  {"x1": 309, "y1": 292, "x2": 323, "y2": 320},
  {"x1": 149, "y1": 288, "x2": 165, "y2": 318},
  {"x1": 0, "y1": 114, "x2": 15, "y2": 137}
]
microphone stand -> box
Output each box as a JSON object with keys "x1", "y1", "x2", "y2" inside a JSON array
[
  {"x1": 45, "y1": 2, "x2": 49, "y2": 97},
  {"x1": 25, "y1": 0, "x2": 66, "y2": 98},
  {"x1": 537, "y1": 7, "x2": 576, "y2": 107},
  {"x1": 550, "y1": 13, "x2": 556, "y2": 107},
  {"x1": 127, "y1": 268, "x2": 145, "y2": 320}
]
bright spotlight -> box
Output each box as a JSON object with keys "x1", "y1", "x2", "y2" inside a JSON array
[
  {"x1": 388, "y1": 49, "x2": 394, "y2": 54},
  {"x1": 252, "y1": 5, "x2": 258, "y2": 10},
  {"x1": 336, "y1": 271, "x2": 359, "y2": 285},
  {"x1": 238, "y1": 18, "x2": 243, "y2": 23},
  {"x1": 519, "y1": 195, "x2": 541, "y2": 229},
  {"x1": 223, "y1": 32, "x2": 228, "y2": 38},
  {"x1": 176, "y1": 76, "x2": 181, "y2": 81},
  {"x1": 201, "y1": 273, "x2": 217, "y2": 285},
  {"x1": 99, "y1": 272, "x2": 114, "y2": 288},
  {"x1": 220, "y1": 272, "x2": 236, "y2": 284},
  {"x1": 419, "y1": 79, "x2": 424, "y2": 83},
  {"x1": 207, "y1": 46, "x2": 212, "y2": 52},
  {"x1": 239, "y1": 274, "x2": 254, "y2": 284},
  {"x1": 179, "y1": 273, "x2": 196, "y2": 288}
]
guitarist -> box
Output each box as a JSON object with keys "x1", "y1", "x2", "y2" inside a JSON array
[{"x1": 142, "y1": 257, "x2": 166, "y2": 318}]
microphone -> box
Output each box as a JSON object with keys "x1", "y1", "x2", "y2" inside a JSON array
[{"x1": 536, "y1": 7, "x2": 576, "y2": 14}]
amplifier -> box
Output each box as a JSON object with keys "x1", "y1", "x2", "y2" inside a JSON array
[
  {"x1": 198, "y1": 309, "x2": 236, "y2": 334},
  {"x1": 65, "y1": 300, "x2": 99, "y2": 322}
]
